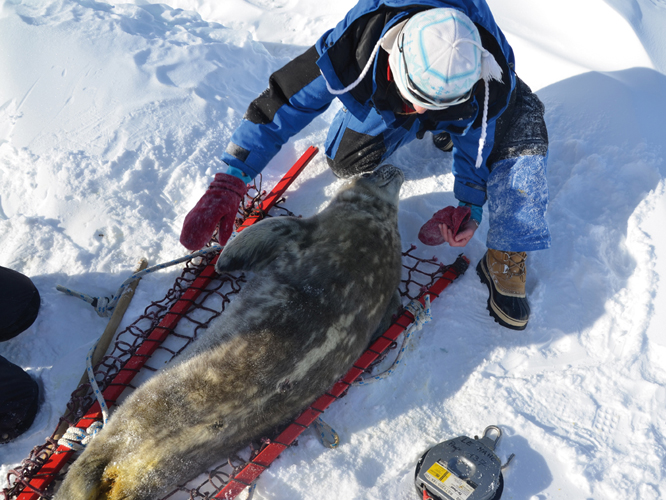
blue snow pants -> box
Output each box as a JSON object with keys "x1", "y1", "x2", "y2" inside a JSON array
[{"x1": 324, "y1": 78, "x2": 551, "y2": 253}]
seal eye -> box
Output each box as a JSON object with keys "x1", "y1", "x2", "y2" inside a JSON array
[{"x1": 361, "y1": 172, "x2": 372, "y2": 178}]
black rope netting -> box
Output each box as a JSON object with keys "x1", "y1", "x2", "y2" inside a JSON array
[{"x1": 1, "y1": 179, "x2": 462, "y2": 500}]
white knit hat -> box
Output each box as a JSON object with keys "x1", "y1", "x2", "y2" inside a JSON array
[
  {"x1": 389, "y1": 9, "x2": 502, "y2": 110},
  {"x1": 392, "y1": 9, "x2": 504, "y2": 168}
]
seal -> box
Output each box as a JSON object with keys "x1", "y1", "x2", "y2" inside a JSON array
[{"x1": 53, "y1": 164, "x2": 405, "y2": 500}]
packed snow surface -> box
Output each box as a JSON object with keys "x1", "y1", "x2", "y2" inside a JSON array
[{"x1": 1, "y1": 0, "x2": 665, "y2": 499}]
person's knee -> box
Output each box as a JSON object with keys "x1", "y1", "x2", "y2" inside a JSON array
[
  {"x1": 326, "y1": 155, "x2": 349, "y2": 178},
  {"x1": 326, "y1": 129, "x2": 386, "y2": 178},
  {"x1": 326, "y1": 152, "x2": 381, "y2": 178}
]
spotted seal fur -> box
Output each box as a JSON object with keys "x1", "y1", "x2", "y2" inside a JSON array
[{"x1": 53, "y1": 164, "x2": 404, "y2": 500}]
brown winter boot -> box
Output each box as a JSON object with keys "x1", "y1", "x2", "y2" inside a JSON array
[{"x1": 476, "y1": 249, "x2": 530, "y2": 330}]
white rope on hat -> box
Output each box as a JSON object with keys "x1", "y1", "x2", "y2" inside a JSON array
[
  {"x1": 454, "y1": 38, "x2": 503, "y2": 169},
  {"x1": 321, "y1": 36, "x2": 385, "y2": 96},
  {"x1": 476, "y1": 76, "x2": 492, "y2": 169}
]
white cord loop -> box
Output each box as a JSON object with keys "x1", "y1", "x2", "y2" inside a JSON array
[
  {"x1": 243, "y1": 482, "x2": 257, "y2": 500},
  {"x1": 354, "y1": 295, "x2": 432, "y2": 386},
  {"x1": 56, "y1": 245, "x2": 222, "y2": 317},
  {"x1": 313, "y1": 416, "x2": 340, "y2": 448},
  {"x1": 57, "y1": 340, "x2": 111, "y2": 450},
  {"x1": 321, "y1": 36, "x2": 385, "y2": 96}
]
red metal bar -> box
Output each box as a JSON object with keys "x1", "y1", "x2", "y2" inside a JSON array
[
  {"x1": 215, "y1": 255, "x2": 469, "y2": 499},
  {"x1": 16, "y1": 147, "x2": 319, "y2": 500},
  {"x1": 243, "y1": 145, "x2": 318, "y2": 225}
]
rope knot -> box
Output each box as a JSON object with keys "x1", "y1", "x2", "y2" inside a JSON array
[
  {"x1": 405, "y1": 294, "x2": 432, "y2": 332},
  {"x1": 58, "y1": 421, "x2": 104, "y2": 451}
]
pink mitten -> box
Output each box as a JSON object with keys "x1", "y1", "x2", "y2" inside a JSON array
[
  {"x1": 180, "y1": 173, "x2": 248, "y2": 250},
  {"x1": 417, "y1": 205, "x2": 471, "y2": 246}
]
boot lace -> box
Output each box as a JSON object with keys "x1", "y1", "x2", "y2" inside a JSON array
[{"x1": 501, "y1": 252, "x2": 526, "y2": 281}]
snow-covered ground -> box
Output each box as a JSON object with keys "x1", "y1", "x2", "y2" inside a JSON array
[{"x1": 1, "y1": 0, "x2": 665, "y2": 499}]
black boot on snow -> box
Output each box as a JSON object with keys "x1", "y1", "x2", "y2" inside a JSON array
[
  {"x1": 0, "y1": 266, "x2": 41, "y2": 342},
  {"x1": 432, "y1": 132, "x2": 453, "y2": 152},
  {"x1": 0, "y1": 355, "x2": 40, "y2": 443},
  {"x1": 477, "y1": 249, "x2": 530, "y2": 330}
]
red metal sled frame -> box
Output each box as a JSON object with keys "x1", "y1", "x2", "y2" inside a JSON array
[
  {"x1": 16, "y1": 146, "x2": 319, "y2": 500},
  {"x1": 215, "y1": 254, "x2": 470, "y2": 499}
]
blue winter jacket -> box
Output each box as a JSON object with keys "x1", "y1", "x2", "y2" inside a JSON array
[{"x1": 221, "y1": 0, "x2": 517, "y2": 206}]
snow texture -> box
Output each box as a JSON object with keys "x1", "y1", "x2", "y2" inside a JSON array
[{"x1": 1, "y1": 0, "x2": 666, "y2": 499}]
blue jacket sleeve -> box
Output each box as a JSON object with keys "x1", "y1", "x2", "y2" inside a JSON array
[
  {"x1": 451, "y1": 117, "x2": 497, "y2": 207},
  {"x1": 221, "y1": 46, "x2": 335, "y2": 178}
]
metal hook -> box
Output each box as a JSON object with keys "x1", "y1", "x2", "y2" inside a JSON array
[{"x1": 478, "y1": 425, "x2": 502, "y2": 451}]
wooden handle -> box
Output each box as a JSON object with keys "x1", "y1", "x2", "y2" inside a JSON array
[{"x1": 53, "y1": 257, "x2": 149, "y2": 441}]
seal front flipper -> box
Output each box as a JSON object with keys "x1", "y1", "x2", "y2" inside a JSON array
[{"x1": 216, "y1": 217, "x2": 306, "y2": 274}]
